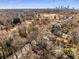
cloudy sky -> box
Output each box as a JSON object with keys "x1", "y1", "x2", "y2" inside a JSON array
[{"x1": 0, "y1": 0, "x2": 78, "y2": 9}]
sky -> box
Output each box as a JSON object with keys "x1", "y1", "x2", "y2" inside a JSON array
[{"x1": 0, "y1": 0, "x2": 78, "y2": 9}]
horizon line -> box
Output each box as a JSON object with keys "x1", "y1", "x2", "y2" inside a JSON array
[{"x1": 0, "y1": 7, "x2": 79, "y2": 10}]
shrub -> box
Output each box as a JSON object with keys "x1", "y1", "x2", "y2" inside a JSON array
[
  {"x1": 18, "y1": 25, "x2": 27, "y2": 38},
  {"x1": 63, "y1": 48, "x2": 74, "y2": 59},
  {"x1": 11, "y1": 17, "x2": 21, "y2": 27},
  {"x1": 51, "y1": 24, "x2": 62, "y2": 37}
]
